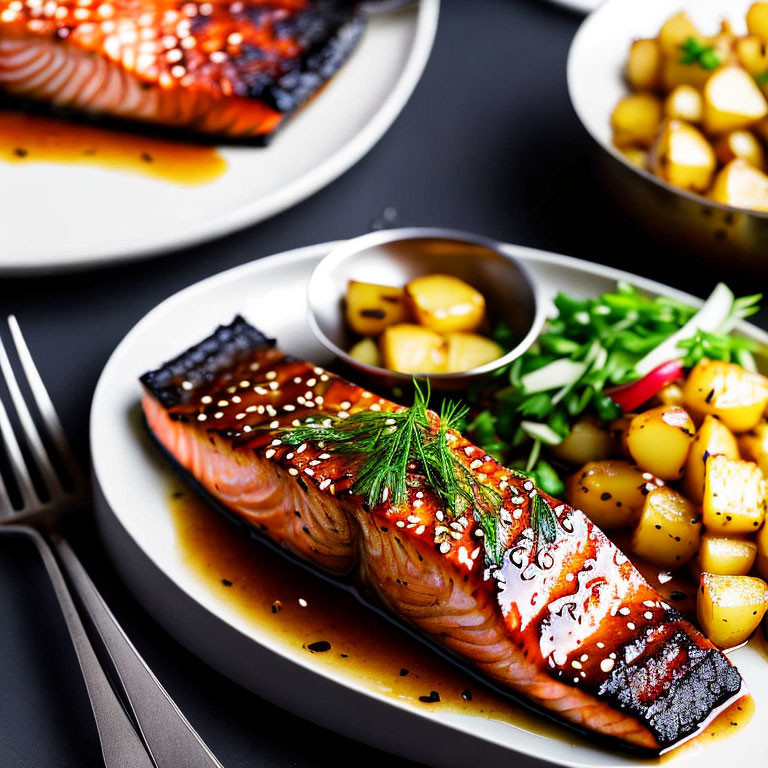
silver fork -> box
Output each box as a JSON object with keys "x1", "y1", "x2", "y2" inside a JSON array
[{"x1": 0, "y1": 315, "x2": 224, "y2": 768}]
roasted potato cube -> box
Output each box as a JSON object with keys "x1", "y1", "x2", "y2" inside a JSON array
[
  {"x1": 703, "y1": 67, "x2": 768, "y2": 135},
  {"x1": 735, "y1": 35, "x2": 768, "y2": 84},
  {"x1": 380, "y1": 324, "x2": 446, "y2": 374},
  {"x1": 568, "y1": 460, "x2": 656, "y2": 529},
  {"x1": 631, "y1": 487, "x2": 701, "y2": 568},
  {"x1": 650, "y1": 119, "x2": 716, "y2": 192},
  {"x1": 612, "y1": 93, "x2": 663, "y2": 148},
  {"x1": 348, "y1": 337, "x2": 382, "y2": 368},
  {"x1": 757, "y1": 522, "x2": 768, "y2": 579},
  {"x1": 714, "y1": 130, "x2": 766, "y2": 170},
  {"x1": 698, "y1": 534, "x2": 758, "y2": 575},
  {"x1": 710, "y1": 159, "x2": 768, "y2": 212},
  {"x1": 664, "y1": 85, "x2": 704, "y2": 123},
  {"x1": 683, "y1": 415, "x2": 739, "y2": 503},
  {"x1": 739, "y1": 422, "x2": 768, "y2": 475},
  {"x1": 703, "y1": 455, "x2": 767, "y2": 533},
  {"x1": 620, "y1": 146, "x2": 649, "y2": 169},
  {"x1": 657, "y1": 381, "x2": 685, "y2": 407},
  {"x1": 658, "y1": 11, "x2": 701, "y2": 57},
  {"x1": 747, "y1": 1, "x2": 768, "y2": 41},
  {"x1": 345, "y1": 281, "x2": 409, "y2": 337},
  {"x1": 551, "y1": 418, "x2": 613, "y2": 466},
  {"x1": 682, "y1": 359, "x2": 768, "y2": 432},
  {"x1": 697, "y1": 572, "x2": 768, "y2": 648},
  {"x1": 444, "y1": 332, "x2": 502, "y2": 373},
  {"x1": 661, "y1": 57, "x2": 713, "y2": 91},
  {"x1": 405, "y1": 274, "x2": 485, "y2": 334},
  {"x1": 625, "y1": 405, "x2": 695, "y2": 480},
  {"x1": 627, "y1": 39, "x2": 662, "y2": 91}
]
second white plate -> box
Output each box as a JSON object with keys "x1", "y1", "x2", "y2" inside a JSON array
[
  {"x1": 0, "y1": 2, "x2": 438, "y2": 274},
  {"x1": 91, "y1": 238, "x2": 768, "y2": 768}
]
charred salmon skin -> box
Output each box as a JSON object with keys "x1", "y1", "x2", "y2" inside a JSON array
[
  {"x1": 0, "y1": 0, "x2": 367, "y2": 138},
  {"x1": 141, "y1": 317, "x2": 745, "y2": 753}
]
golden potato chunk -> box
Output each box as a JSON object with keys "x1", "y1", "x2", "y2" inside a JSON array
[
  {"x1": 405, "y1": 274, "x2": 485, "y2": 334},
  {"x1": 747, "y1": 1, "x2": 768, "y2": 40},
  {"x1": 380, "y1": 324, "x2": 446, "y2": 374},
  {"x1": 625, "y1": 405, "x2": 695, "y2": 480},
  {"x1": 664, "y1": 85, "x2": 703, "y2": 123},
  {"x1": 697, "y1": 573, "x2": 768, "y2": 648},
  {"x1": 757, "y1": 522, "x2": 768, "y2": 580},
  {"x1": 714, "y1": 130, "x2": 766, "y2": 170},
  {"x1": 735, "y1": 35, "x2": 768, "y2": 85},
  {"x1": 650, "y1": 119, "x2": 716, "y2": 192},
  {"x1": 710, "y1": 159, "x2": 768, "y2": 212},
  {"x1": 656, "y1": 381, "x2": 685, "y2": 407},
  {"x1": 567, "y1": 460, "x2": 656, "y2": 529},
  {"x1": 703, "y1": 66, "x2": 768, "y2": 134},
  {"x1": 347, "y1": 337, "x2": 382, "y2": 368},
  {"x1": 345, "y1": 281, "x2": 409, "y2": 337},
  {"x1": 620, "y1": 146, "x2": 649, "y2": 169},
  {"x1": 612, "y1": 93, "x2": 663, "y2": 148},
  {"x1": 658, "y1": 11, "x2": 701, "y2": 57},
  {"x1": 444, "y1": 332, "x2": 502, "y2": 373},
  {"x1": 703, "y1": 455, "x2": 767, "y2": 533},
  {"x1": 631, "y1": 487, "x2": 701, "y2": 568},
  {"x1": 698, "y1": 534, "x2": 758, "y2": 575},
  {"x1": 661, "y1": 57, "x2": 713, "y2": 91},
  {"x1": 739, "y1": 421, "x2": 768, "y2": 475},
  {"x1": 627, "y1": 39, "x2": 662, "y2": 91},
  {"x1": 551, "y1": 418, "x2": 613, "y2": 466},
  {"x1": 683, "y1": 415, "x2": 739, "y2": 503},
  {"x1": 682, "y1": 359, "x2": 768, "y2": 432}
]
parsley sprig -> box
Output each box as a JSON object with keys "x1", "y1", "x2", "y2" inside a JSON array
[
  {"x1": 679, "y1": 36, "x2": 722, "y2": 70},
  {"x1": 271, "y1": 383, "x2": 557, "y2": 564}
]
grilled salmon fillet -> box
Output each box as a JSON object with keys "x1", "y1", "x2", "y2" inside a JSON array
[
  {"x1": 0, "y1": 0, "x2": 367, "y2": 138},
  {"x1": 140, "y1": 317, "x2": 745, "y2": 753}
]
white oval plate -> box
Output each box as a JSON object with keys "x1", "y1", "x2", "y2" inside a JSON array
[
  {"x1": 91, "y1": 238, "x2": 768, "y2": 768},
  {"x1": 0, "y1": 2, "x2": 438, "y2": 275},
  {"x1": 568, "y1": 0, "x2": 752, "y2": 167}
]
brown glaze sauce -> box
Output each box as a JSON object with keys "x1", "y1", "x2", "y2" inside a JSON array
[
  {"x1": 169, "y1": 490, "x2": 755, "y2": 758},
  {"x1": 0, "y1": 110, "x2": 226, "y2": 185}
]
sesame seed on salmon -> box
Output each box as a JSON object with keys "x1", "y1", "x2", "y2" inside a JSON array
[{"x1": 140, "y1": 316, "x2": 745, "y2": 753}]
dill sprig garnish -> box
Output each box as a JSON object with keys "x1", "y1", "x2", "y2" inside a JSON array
[{"x1": 271, "y1": 382, "x2": 559, "y2": 563}]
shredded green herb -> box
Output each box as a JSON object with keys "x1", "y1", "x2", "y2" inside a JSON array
[
  {"x1": 271, "y1": 382, "x2": 557, "y2": 564},
  {"x1": 465, "y1": 283, "x2": 762, "y2": 491},
  {"x1": 679, "y1": 36, "x2": 722, "y2": 70}
]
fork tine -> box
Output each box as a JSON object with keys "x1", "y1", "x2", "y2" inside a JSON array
[
  {"x1": 0, "y1": 389, "x2": 38, "y2": 512},
  {"x1": 0, "y1": 463, "x2": 16, "y2": 518},
  {"x1": 7, "y1": 316, "x2": 86, "y2": 500},
  {"x1": 0, "y1": 327, "x2": 62, "y2": 501}
]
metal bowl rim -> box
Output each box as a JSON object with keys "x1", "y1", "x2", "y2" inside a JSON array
[
  {"x1": 306, "y1": 226, "x2": 548, "y2": 383},
  {"x1": 566, "y1": 0, "x2": 768, "y2": 221}
]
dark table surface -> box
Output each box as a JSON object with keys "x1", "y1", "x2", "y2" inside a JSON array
[{"x1": 0, "y1": 1, "x2": 757, "y2": 766}]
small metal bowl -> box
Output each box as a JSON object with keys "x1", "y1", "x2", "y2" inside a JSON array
[
  {"x1": 568, "y1": 0, "x2": 768, "y2": 269},
  {"x1": 307, "y1": 227, "x2": 546, "y2": 391}
]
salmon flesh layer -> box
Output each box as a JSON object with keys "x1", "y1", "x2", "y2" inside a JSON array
[
  {"x1": 0, "y1": 0, "x2": 366, "y2": 138},
  {"x1": 140, "y1": 317, "x2": 744, "y2": 753}
]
